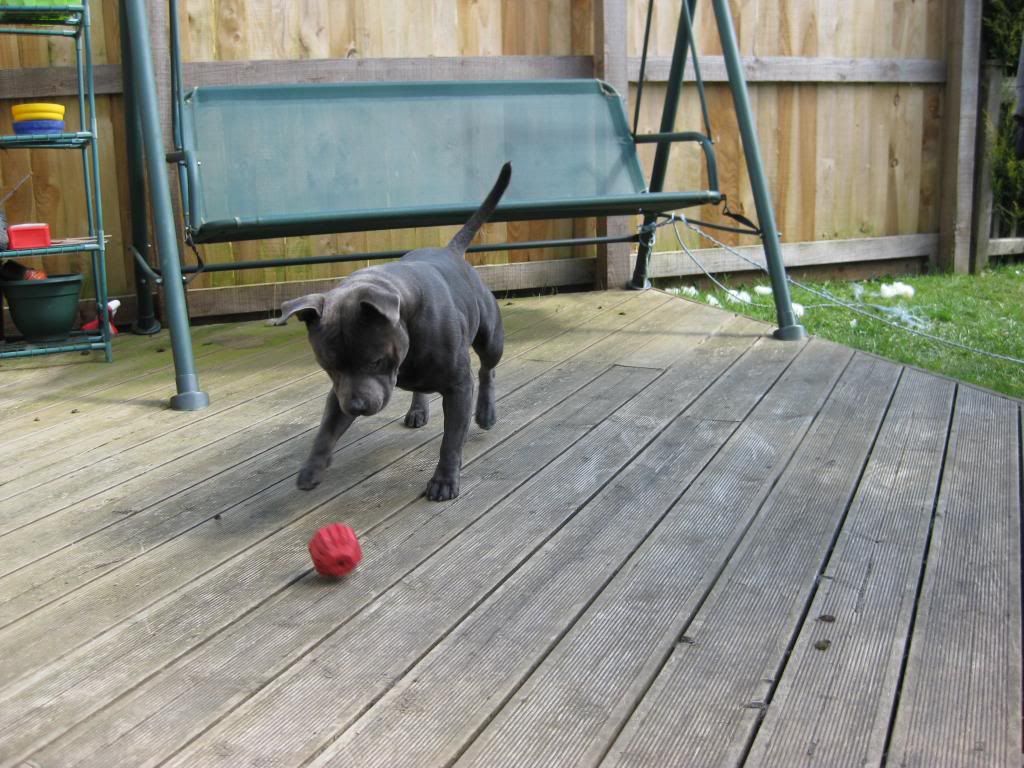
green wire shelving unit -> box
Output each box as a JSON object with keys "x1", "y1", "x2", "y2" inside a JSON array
[{"x1": 0, "y1": 1, "x2": 112, "y2": 361}]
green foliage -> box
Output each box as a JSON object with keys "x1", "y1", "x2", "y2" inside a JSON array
[
  {"x1": 983, "y1": 0, "x2": 1024, "y2": 69},
  {"x1": 984, "y1": 0, "x2": 1024, "y2": 235},
  {"x1": 990, "y1": 87, "x2": 1024, "y2": 232}
]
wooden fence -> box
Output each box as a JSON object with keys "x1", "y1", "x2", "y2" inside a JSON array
[{"x1": 0, "y1": 0, "x2": 989, "y2": 321}]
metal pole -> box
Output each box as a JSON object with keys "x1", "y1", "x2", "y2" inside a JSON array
[
  {"x1": 122, "y1": 0, "x2": 209, "y2": 409},
  {"x1": 630, "y1": 0, "x2": 698, "y2": 290},
  {"x1": 120, "y1": 0, "x2": 160, "y2": 335},
  {"x1": 711, "y1": 0, "x2": 805, "y2": 341},
  {"x1": 83, "y1": 0, "x2": 113, "y2": 361}
]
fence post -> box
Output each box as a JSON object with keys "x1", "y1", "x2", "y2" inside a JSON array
[
  {"x1": 971, "y1": 63, "x2": 1003, "y2": 273},
  {"x1": 938, "y1": 0, "x2": 982, "y2": 273},
  {"x1": 593, "y1": 0, "x2": 633, "y2": 290}
]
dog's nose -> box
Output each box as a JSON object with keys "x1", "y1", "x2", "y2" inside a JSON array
[{"x1": 346, "y1": 396, "x2": 369, "y2": 416}]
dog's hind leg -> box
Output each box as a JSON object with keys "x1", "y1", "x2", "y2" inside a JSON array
[
  {"x1": 427, "y1": 361, "x2": 475, "y2": 501},
  {"x1": 298, "y1": 391, "x2": 356, "y2": 490},
  {"x1": 472, "y1": 310, "x2": 504, "y2": 430},
  {"x1": 404, "y1": 392, "x2": 430, "y2": 428}
]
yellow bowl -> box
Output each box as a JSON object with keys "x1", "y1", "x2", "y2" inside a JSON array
[
  {"x1": 11, "y1": 110, "x2": 65, "y2": 122},
  {"x1": 11, "y1": 111, "x2": 66, "y2": 122},
  {"x1": 12, "y1": 103, "x2": 64, "y2": 119}
]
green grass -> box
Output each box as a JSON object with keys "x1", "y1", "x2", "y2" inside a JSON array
[{"x1": 660, "y1": 262, "x2": 1024, "y2": 399}]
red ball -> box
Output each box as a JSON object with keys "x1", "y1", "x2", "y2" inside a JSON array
[{"x1": 308, "y1": 523, "x2": 362, "y2": 577}]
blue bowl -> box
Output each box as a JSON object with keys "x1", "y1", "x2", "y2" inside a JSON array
[{"x1": 12, "y1": 119, "x2": 65, "y2": 135}]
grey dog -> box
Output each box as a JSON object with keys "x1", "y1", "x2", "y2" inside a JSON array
[{"x1": 273, "y1": 163, "x2": 511, "y2": 501}]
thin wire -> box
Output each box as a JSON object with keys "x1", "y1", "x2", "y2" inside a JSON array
[
  {"x1": 0, "y1": 173, "x2": 32, "y2": 206},
  {"x1": 677, "y1": 215, "x2": 760, "y2": 237},
  {"x1": 674, "y1": 215, "x2": 1024, "y2": 367},
  {"x1": 670, "y1": 217, "x2": 774, "y2": 308}
]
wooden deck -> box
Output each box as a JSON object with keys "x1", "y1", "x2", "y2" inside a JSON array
[{"x1": 0, "y1": 289, "x2": 1020, "y2": 768}]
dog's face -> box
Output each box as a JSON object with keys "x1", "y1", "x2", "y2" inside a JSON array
[{"x1": 275, "y1": 283, "x2": 409, "y2": 417}]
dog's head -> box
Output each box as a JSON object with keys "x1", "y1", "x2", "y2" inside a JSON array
[{"x1": 273, "y1": 281, "x2": 408, "y2": 417}]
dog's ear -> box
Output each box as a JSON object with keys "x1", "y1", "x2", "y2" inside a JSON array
[
  {"x1": 359, "y1": 285, "x2": 400, "y2": 326},
  {"x1": 270, "y1": 293, "x2": 325, "y2": 326}
]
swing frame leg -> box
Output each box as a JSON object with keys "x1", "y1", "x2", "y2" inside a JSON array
[
  {"x1": 120, "y1": 0, "x2": 161, "y2": 336},
  {"x1": 631, "y1": 0, "x2": 806, "y2": 341},
  {"x1": 122, "y1": 0, "x2": 209, "y2": 409},
  {"x1": 630, "y1": 0, "x2": 699, "y2": 292},
  {"x1": 712, "y1": 0, "x2": 805, "y2": 340}
]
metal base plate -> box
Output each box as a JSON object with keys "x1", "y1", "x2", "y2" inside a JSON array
[
  {"x1": 170, "y1": 390, "x2": 210, "y2": 411},
  {"x1": 773, "y1": 323, "x2": 808, "y2": 342}
]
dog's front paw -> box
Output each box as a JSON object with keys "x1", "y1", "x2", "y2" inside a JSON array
[
  {"x1": 297, "y1": 461, "x2": 328, "y2": 490},
  {"x1": 475, "y1": 399, "x2": 496, "y2": 430},
  {"x1": 404, "y1": 407, "x2": 429, "y2": 428},
  {"x1": 425, "y1": 469, "x2": 460, "y2": 501}
]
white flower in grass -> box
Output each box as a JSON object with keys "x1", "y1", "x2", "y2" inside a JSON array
[
  {"x1": 706, "y1": 294, "x2": 721, "y2": 307},
  {"x1": 850, "y1": 319, "x2": 858, "y2": 328},
  {"x1": 754, "y1": 285, "x2": 773, "y2": 296},
  {"x1": 680, "y1": 285, "x2": 698, "y2": 297},
  {"x1": 792, "y1": 302, "x2": 805, "y2": 317},
  {"x1": 879, "y1": 281, "x2": 915, "y2": 299},
  {"x1": 725, "y1": 289, "x2": 752, "y2": 304}
]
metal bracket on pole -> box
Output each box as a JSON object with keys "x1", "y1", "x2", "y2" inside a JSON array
[{"x1": 122, "y1": 0, "x2": 209, "y2": 408}]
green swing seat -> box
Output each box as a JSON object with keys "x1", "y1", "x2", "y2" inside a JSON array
[{"x1": 177, "y1": 78, "x2": 723, "y2": 244}]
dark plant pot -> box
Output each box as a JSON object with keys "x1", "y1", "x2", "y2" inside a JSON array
[{"x1": 1, "y1": 273, "x2": 83, "y2": 342}]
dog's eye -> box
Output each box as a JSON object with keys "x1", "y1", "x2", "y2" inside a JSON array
[{"x1": 370, "y1": 357, "x2": 388, "y2": 372}]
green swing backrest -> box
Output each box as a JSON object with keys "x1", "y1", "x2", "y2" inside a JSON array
[{"x1": 179, "y1": 79, "x2": 722, "y2": 244}]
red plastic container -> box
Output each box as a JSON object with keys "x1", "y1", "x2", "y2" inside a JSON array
[{"x1": 8, "y1": 223, "x2": 51, "y2": 250}]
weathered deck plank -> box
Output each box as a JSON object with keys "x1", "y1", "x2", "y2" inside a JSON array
[
  {"x1": 0, "y1": 291, "x2": 656, "y2": 585},
  {"x1": 91, "y1": 318, "x2": 764, "y2": 768},
  {"x1": 0, "y1": 320, "x2": 270, "y2": 418},
  {"x1": 887, "y1": 386, "x2": 1022, "y2": 767},
  {"x1": 129, "y1": 318, "x2": 775, "y2": 768},
  {"x1": 0, "y1": 290, "x2": 1018, "y2": 768},
  {"x1": 0, "y1": 292, "x2": 616, "y2": 504},
  {"x1": 295, "y1": 333, "x2": 811, "y2": 768},
  {"x1": 0, "y1": 296, "x2": 670, "y2": 685},
  {"x1": 0, "y1": 339, "x2": 316, "y2": 507},
  {"x1": 0, "y1": 321, "x2": 306, "y2": 455},
  {"x1": 0, "y1": 362, "x2": 623, "y2": 763},
  {"x1": 744, "y1": 368, "x2": 955, "y2": 767},
  {"x1": 0, "y1": 296, "x2": 710, "y2": 763},
  {"x1": 597, "y1": 354, "x2": 901, "y2": 768}
]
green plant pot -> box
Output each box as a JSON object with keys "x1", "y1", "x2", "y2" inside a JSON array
[{"x1": 1, "y1": 273, "x2": 83, "y2": 342}]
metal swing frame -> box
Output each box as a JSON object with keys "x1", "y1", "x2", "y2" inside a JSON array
[{"x1": 120, "y1": 0, "x2": 805, "y2": 411}]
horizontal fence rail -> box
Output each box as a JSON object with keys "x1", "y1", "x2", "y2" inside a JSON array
[{"x1": 0, "y1": 54, "x2": 947, "y2": 99}]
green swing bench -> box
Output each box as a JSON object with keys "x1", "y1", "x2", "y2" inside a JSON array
[
  {"x1": 120, "y1": 0, "x2": 804, "y2": 411},
  {"x1": 177, "y1": 79, "x2": 722, "y2": 245}
]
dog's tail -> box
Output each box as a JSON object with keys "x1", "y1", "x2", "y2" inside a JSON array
[{"x1": 447, "y1": 162, "x2": 512, "y2": 254}]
